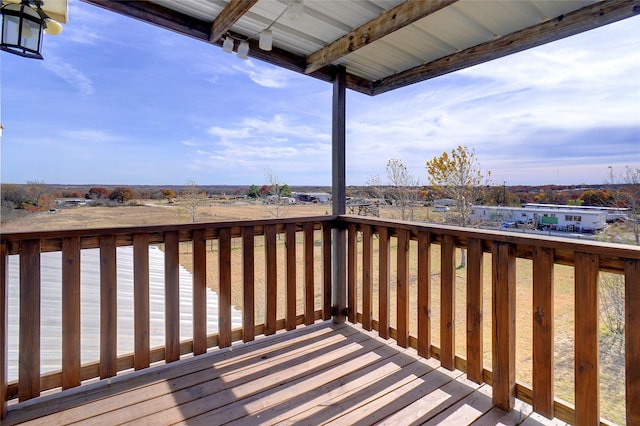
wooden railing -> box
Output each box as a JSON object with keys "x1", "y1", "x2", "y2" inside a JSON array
[
  {"x1": 1, "y1": 215, "x2": 639, "y2": 424},
  {"x1": 339, "y1": 215, "x2": 639, "y2": 425},
  {"x1": 0, "y1": 216, "x2": 334, "y2": 418}
]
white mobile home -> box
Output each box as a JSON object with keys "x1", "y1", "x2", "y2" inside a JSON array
[
  {"x1": 471, "y1": 205, "x2": 607, "y2": 233},
  {"x1": 523, "y1": 203, "x2": 629, "y2": 223}
]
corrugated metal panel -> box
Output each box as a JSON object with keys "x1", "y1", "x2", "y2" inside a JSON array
[
  {"x1": 7, "y1": 246, "x2": 242, "y2": 381},
  {"x1": 143, "y1": 0, "x2": 606, "y2": 85}
]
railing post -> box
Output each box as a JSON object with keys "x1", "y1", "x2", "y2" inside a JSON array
[
  {"x1": 242, "y1": 226, "x2": 256, "y2": 341},
  {"x1": 378, "y1": 226, "x2": 390, "y2": 338},
  {"x1": 347, "y1": 223, "x2": 357, "y2": 323},
  {"x1": 626, "y1": 259, "x2": 640, "y2": 425},
  {"x1": 285, "y1": 223, "x2": 297, "y2": 331},
  {"x1": 62, "y1": 237, "x2": 82, "y2": 387},
  {"x1": 192, "y1": 230, "x2": 207, "y2": 355},
  {"x1": 100, "y1": 235, "x2": 117, "y2": 379},
  {"x1": 466, "y1": 238, "x2": 483, "y2": 384},
  {"x1": 265, "y1": 225, "x2": 278, "y2": 333},
  {"x1": 441, "y1": 235, "x2": 456, "y2": 370},
  {"x1": 574, "y1": 252, "x2": 599, "y2": 425},
  {"x1": 0, "y1": 242, "x2": 8, "y2": 419},
  {"x1": 362, "y1": 225, "x2": 373, "y2": 331},
  {"x1": 322, "y1": 223, "x2": 332, "y2": 320},
  {"x1": 133, "y1": 234, "x2": 151, "y2": 369},
  {"x1": 417, "y1": 231, "x2": 431, "y2": 358},
  {"x1": 492, "y1": 241, "x2": 516, "y2": 411},
  {"x1": 218, "y1": 228, "x2": 232, "y2": 348},
  {"x1": 164, "y1": 231, "x2": 180, "y2": 363},
  {"x1": 397, "y1": 229, "x2": 410, "y2": 348},
  {"x1": 533, "y1": 246, "x2": 554, "y2": 418},
  {"x1": 303, "y1": 222, "x2": 315, "y2": 326}
]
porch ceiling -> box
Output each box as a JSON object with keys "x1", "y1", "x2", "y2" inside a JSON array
[{"x1": 80, "y1": 0, "x2": 639, "y2": 96}]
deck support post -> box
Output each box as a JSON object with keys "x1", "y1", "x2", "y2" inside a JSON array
[
  {"x1": 0, "y1": 243, "x2": 7, "y2": 419},
  {"x1": 332, "y1": 65, "x2": 346, "y2": 323}
]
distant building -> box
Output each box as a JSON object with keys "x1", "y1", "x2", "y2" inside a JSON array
[
  {"x1": 470, "y1": 205, "x2": 607, "y2": 233},
  {"x1": 54, "y1": 198, "x2": 87, "y2": 207},
  {"x1": 296, "y1": 192, "x2": 331, "y2": 203},
  {"x1": 523, "y1": 203, "x2": 629, "y2": 223}
]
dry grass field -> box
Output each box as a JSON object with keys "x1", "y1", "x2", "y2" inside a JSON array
[{"x1": 2, "y1": 201, "x2": 626, "y2": 423}]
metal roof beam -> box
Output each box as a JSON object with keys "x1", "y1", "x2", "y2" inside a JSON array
[
  {"x1": 372, "y1": 0, "x2": 640, "y2": 95},
  {"x1": 209, "y1": 0, "x2": 258, "y2": 43},
  {"x1": 304, "y1": 0, "x2": 458, "y2": 75}
]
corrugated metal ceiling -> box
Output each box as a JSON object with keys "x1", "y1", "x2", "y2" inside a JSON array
[{"x1": 81, "y1": 0, "x2": 639, "y2": 95}]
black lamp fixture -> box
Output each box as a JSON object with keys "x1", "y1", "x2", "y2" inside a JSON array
[{"x1": 1, "y1": 0, "x2": 62, "y2": 60}]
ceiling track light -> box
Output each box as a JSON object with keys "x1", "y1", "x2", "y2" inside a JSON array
[
  {"x1": 237, "y1": 40, "x2": 249, "y2": 59},
  {"x1": 1, "y1": 0, "x2": 63, "y2": 59}
]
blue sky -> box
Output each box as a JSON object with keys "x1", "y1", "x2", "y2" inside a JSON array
[{"x1": 1, "y1": 0, "x2": 639, "y2": 187}]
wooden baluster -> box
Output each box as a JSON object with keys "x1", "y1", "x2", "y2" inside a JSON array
[
  {"x1": 303, "y1": 222, "x2": 315, "y2": 326},
  {"x1": 164, "y1": 231, "x2": 180, "y2": 363},
  {"x1": 626, "y1": 259, "x2": 640, "y2": 425},
  {"x1": 417, "y1": 231, "x2": 431, "y2": 358},
  {"x1": 242, "y1": 226, "x2": 255, "y2": 342},
  {"x1": 441, "y1": 235, "x2": 456, "y2": 370},
  {"x1": 133, "y1": 234, "x2": 150, "y2": 370},
  {"x1": 378, "y1": 227, "x2": 390, "y2": 339},
  {"x1": 62, "y1": 237, "x2": 82, "y2": 386},
  {"x1": 0, "y1": 243, "x2": 6, "y2": 418},
  {"x1": 100, "y1": 235, "x2": 117, "y2": 379},
  {"x1": 397, "y1": 229, "x2": 410, "y2": 348},
  {"x1": 347, "y1": 223, "x2": 357, "y2": 323},
  {"x1": 192, "y1": 230, "x2": 207, "y2": 355},
  {"x1": 533, "y1": 246, "x2": 554, "y2": 418},
  {"x1": 574, "y1": 252, "x2": 599, "y2": 424},
  {"x1": 466, "y1": 238, "x2": 483, "y2": 384},
  {"x1": 322, "y1": 222, "x2": 332, "y2": 320},
  {"x1": 362, "y1": 225, "x2": 373, "y2": 331},
  {"x1": 285, "y1": 223, "x2": 297, "y2": 331},
  {"x1": 492, "y1": 242, "x2": 516, "y2": 411},
  {"x1": 20, "y1": 240, "x2": 42, "y2": 400},
  {"x1": 265, "y1": 225, "x2": 277, "y2": 335},
  {"x1": 218, "y1": 228, "x2": 232, "y2": 348}
]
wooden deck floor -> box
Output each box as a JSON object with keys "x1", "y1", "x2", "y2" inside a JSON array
[{"x1": 5, "y1": 322, "x2": 566, "y2": 425}]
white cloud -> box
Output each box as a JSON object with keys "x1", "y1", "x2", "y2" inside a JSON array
[
  {"x1": 42, "y1": 57, "x2": 94, "y2": 95},
  {"x1": 232, "y1": 60, "x2": 291, "y2": 88}
]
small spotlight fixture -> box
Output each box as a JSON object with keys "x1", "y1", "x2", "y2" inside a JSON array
[
  {"x1": 222, "y1": 35, "x2": 234, "y2": 53},
  {"x1": 237, "y1": 40, "x2": 249, "y2": 59},
  {"x1": 1, "y1": 0, "x2": 63, "y2": 60},
  {"x1": 259, "y1": 29, "x2": 272, "y2": 51}
]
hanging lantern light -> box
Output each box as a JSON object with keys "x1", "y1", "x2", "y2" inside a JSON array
[{"x1": 0, "y1": 0, "x2": 62, "y2": 59}]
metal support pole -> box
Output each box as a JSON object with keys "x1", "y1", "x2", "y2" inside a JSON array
[{"x1": 332, "y1": 66, "x2": 346, "y2": 323}]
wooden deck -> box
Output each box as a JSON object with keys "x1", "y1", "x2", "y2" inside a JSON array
[{"x1": 5, "y1": 322, "x2": 565, "y2": 426}]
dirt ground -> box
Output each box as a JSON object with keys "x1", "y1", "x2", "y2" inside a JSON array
[{"x1": 1, "y1": 200, "x2": 627, "y2": 423}]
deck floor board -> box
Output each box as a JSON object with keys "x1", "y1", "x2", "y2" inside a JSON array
[{"x1": 5, "y1": 322, "x2": 562, "y2": 426}]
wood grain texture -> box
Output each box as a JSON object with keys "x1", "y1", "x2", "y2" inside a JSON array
[
  {"x1": 396, "y1": 229, "x2": 410, "y2": 348},
  {"x1": 285, "y1": 223, "x2": 297, "y2": 331},
  {"x1": 0, "y1": 243, "x2": 7, "y2": 419},
  {"x1": 218, "y1": 227, "x2": 232, "y2": 348},
  {"x1": 62, "y1": 237, "x2": 82, "y2": 388},
  {"x1": 440, "y1": 235, "x2": 456, "y2": 370},
  {"x1": 466, "y1": 238, "x2": 483, "y2": 384},
  {"x1": 347, "y1": 223, "x2": 357, "y2": 323},
  {"x1": 626, "y1": 259, "x2": 640, "y2": 425},
  {"x1": 192, "y1": 230, "x2": 207, "y2": 355},
  {"x1": 265, "y1": 225, "x2": 277, "y2": 335},
  {"x1": 417, "y1": 231, "x2": 431, "y2": 358},
  {"x1": 378, "y1": 226, "x2": 390, "y2": 339},
  {"x1": 491, "y1": 242, "x2": 516, "y2": 411},
  {"x1": 304, "y1": 222, "x2": 315, "y2": 326},
  {"x1": 574, "y1": 252, "x2": 599, "y2": 425},
  {"x1": 362, "y1": 225, "x2": 373, "y2": 331},
  {"x1": 209, "y1": 0, "x2": 257, "y2": 42},
  {"x1": 19, "y1": 240, "x2": 42, "y2": 399},
  {"x1": 532, "y1": 246, "x2": 554, "y2": 418},
  {"x1": 322, "y1": 223, "x2": 332, "y2": 320},
  {"x1": 99, "y1": 235, "x2": 117, "y2": 379},
  {"x1": 242, "y1": 226, "x2": 255, "y2": 342},
  {"x1": 164, "y1": 231, "x2": 180, "y2": 362}
]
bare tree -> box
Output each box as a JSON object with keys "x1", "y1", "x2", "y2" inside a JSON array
[
  {"x1": 25, "y1": 180, "x2": 49, "y2": 208},
  {"x1": 605, "y1": 165, "x2": 640, "y2": 245},
  {"x1": 386, "y1": 158, "x2": 419, "y2": 221},
  {"x1": 599, "y1": 272, "x2": 625, "y2": 335},
  {"x1": 180, "y1": 180, "x2": 207, "y2": 223},
  {"x1": 262, "y1": 169, "x2": 291, "y2": 218}
]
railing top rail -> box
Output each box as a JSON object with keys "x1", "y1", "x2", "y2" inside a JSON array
[
  {"x1": 339, "y1": 214, "x2": 640, "y2": 261},
  {"x1": 0, "y1": 215, "x2": 337, "y2": 254}
]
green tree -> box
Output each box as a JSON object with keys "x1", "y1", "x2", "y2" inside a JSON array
[{"x1": 247, "y1": 184, "x2": 260, "y2": 199}]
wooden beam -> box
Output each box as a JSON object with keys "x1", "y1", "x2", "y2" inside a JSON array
[
  {"x1": 372, "y1": 0, "x2": 640, "y2": 95},
  {"x1": 305, "y1": 0, "x2": 457, "y2": 74},
  {"x1": 209, "y1": 0, "x2": 257, "y2": 42},
  {"x1": 79, "y1": 0, "x2": 374, "y2": 95}
]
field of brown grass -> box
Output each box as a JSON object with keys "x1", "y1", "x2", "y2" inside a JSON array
[{"x1": 2, "y1": 201, "x2": 625, "y2": 423}]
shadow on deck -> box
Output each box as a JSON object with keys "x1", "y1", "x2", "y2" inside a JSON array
[{"x1": 5, "y1": 322, "x2": 565, "y2": 425}]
